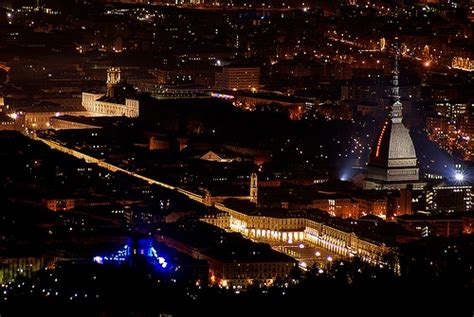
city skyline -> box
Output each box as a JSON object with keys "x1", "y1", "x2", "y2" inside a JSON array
[{"x1": 0, "y1": 0, "x2": 473, "y2": 316}]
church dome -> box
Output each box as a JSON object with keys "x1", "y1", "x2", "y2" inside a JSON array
[{"x1": 369, "y1": 118, "x2": 417, "y2": 168}]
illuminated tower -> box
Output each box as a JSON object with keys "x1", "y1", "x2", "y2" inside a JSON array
[
  {"x1": 364, "y1": 54, "x2": 422, "y2": 190},
  {"x1": 106, "y1": 67, "x2": 121, "y2": 97},
  {"x1": 380, "y1": 37, "x2": 386, "y2": 51},
  {"x1": 250, "y1": 173, "x2": 258, "y2": 204}
]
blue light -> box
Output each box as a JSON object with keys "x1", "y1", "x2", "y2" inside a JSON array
[
  {"x1": 93, "y1": 239, "x2": 171, "y2": 273},
  {"x1": 93, "y1": 244, "x2": 130, "y2": 264}
]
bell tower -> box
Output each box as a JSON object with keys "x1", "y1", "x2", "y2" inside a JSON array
[
  {"x1": 106, "y1": 67, "x2": 121, "y2": 98},
  {"x1": 250, "y1": 173, "x2": 258, "y2": 204}
]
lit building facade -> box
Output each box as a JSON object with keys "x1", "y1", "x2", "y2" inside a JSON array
[
  {"x1": 426, "y1": 184, "x2": 473, "y2": 212},
  {"x1": 460, "y1": 106, "x2": 474, "y2": 139},
  {"x1": 24, "y1": 111, "x2": 68, "y2": 130},
  {"x1": 200, "y1": 212, "x2": 230, "y2": 229},
  {"x1": 82, "y1": 67, "x2": 139, "y2": 118},
  {"x1": 82, "y1": 94, "x2": 139, "y2": 117},
  {"x1": 215, "y1": 67, "x2": 260, "y2": 91},
  {"x1": 201, "y1": 174, "x2": 259, "y2": 206},
  {"x1": 5, "y1": 109, "x2": 88, "y2": 131},
  {"x1": 426, "y1": 115, "x2": 449, "y2": 135},
  {"x1": 0, "y1": 257, "x2": 47, "y2": 284},
  {"x1": 397, "y1": 215, "x2": 464, "y2": 238},
  {"x1": 208, "y1": 259, "x2": 295, "y2": 287},
  {"x1": 41, "y1": 198, "x2": 77, "y2": 211},
  {"x1": 289, "y1": 193, "x2": 409, "y2": 220},
  {"x1": 293, "y1": 197, "x2": 360, "y2": 218},
  {"x1": 434, "y1": 101, "x2": 470, "y2": 120},
  {"x1": 0, "y1": 114, "x2": 16, "y2": 131},
  {"x1": 211, "y1": 203, "x2": 393, "y2": 266},
  {"x1": 352, "y1": 196, "x2": 388, "y2": 218}
]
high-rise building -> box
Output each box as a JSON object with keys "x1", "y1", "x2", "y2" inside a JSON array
[
  {"x1": 364, "y1": 56, "x2": 423, "y2": 190},
  {"x1": 434, "y1": 101, "x2": 470, "y2": 120},
  {"x1": 397, "y1": 214, "x2": 464, "y2": 238},
  {"x1": 215, "y1": 67, "x2": 260, "y2": 91},
  {"x1": 426, "y1": 184, "x2": 473, "y2": 212},
  {"x1": 460, "y1": 105, "x2": 474, "y2": 139}
]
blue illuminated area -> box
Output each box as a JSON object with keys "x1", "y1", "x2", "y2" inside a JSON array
[
  {"x1": 139, "y1": 239, "x2": 169, "y2": 269},
  {"x1": 93, "y1": 239, "x2": 171, "y2": 271},
  {"x1": 147, "y1": 246, "x2": 168, "y2": 269},
  {"x1": 339, "y1": 167, "x2": 357, "y2": 182},
  {"x1": 93, "y1": 244, "x2": 130, "y2": 264}
]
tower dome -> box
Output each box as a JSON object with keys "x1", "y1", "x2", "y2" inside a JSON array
[{"x1": 364, "y1": 53, "x2": 423, "y2": 190}]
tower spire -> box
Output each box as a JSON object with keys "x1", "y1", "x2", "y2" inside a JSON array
[
  {"x1": 364, "y1": 43, "x2": 421, "y2": 190},
  {"x1": 390, "y1": 48, "x2": 403, "y2": 123},
  {"x1": 392, "y1": 53, "x2": 400, "y2": 102}
]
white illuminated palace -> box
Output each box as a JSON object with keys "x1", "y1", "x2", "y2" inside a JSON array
[
  {"x1": 82, "y1": 67, "x2": 139, "y2": 118},
  {"x1": 201, "y1": 202, "x2": 394, "y2": 268}
]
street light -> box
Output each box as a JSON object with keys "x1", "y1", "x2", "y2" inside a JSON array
[{"x1": 455, "y1": 172, "x2": 464, "y2": 181}]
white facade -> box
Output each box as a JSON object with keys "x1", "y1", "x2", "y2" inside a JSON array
[{"x1": 81, "y1": 92, "x2": 139, "y2": 118}]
